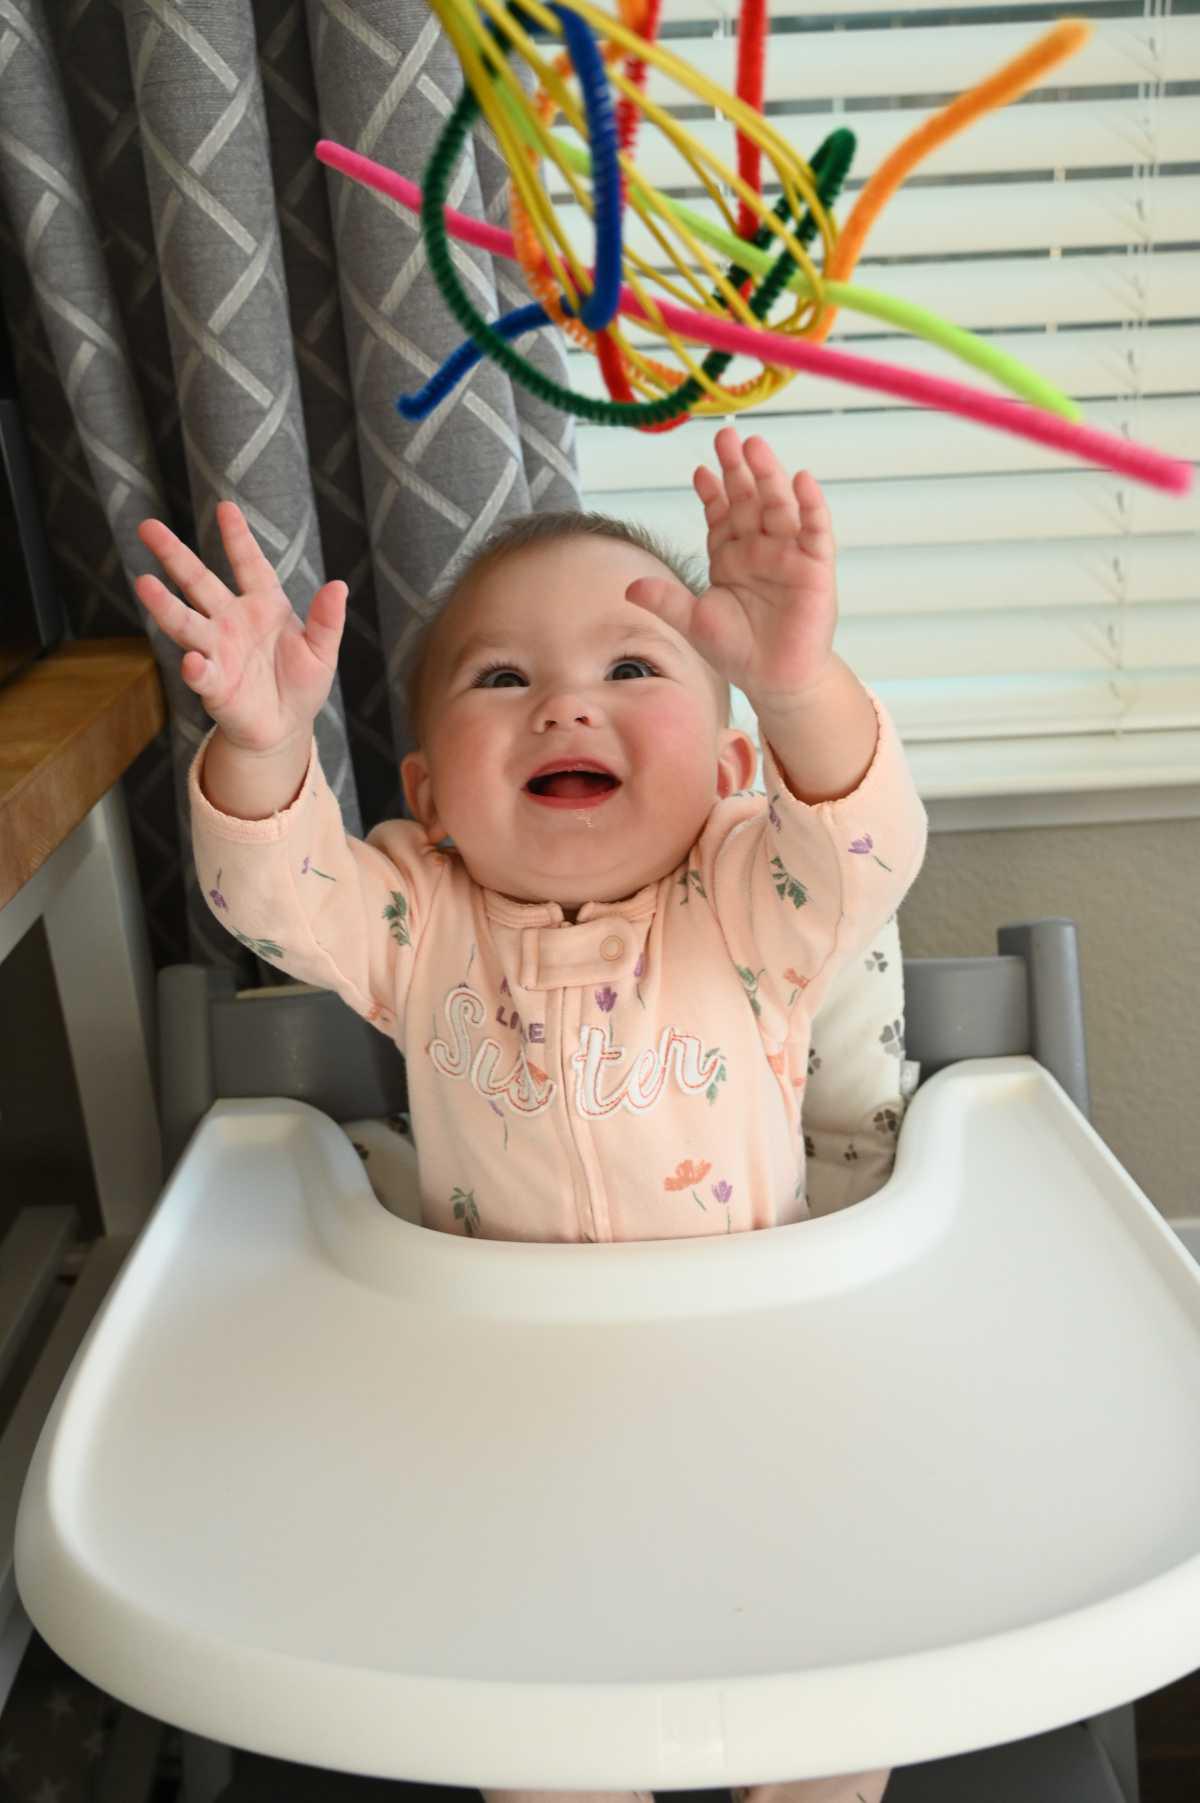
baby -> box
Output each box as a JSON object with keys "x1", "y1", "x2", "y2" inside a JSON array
[{"x1": 138, "y1": 427, "x2": 926, "y2": 1803}]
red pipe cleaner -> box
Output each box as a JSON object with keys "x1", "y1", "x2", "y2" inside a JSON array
[{"x1": 735, "y1": 0, "x2": 768, "y2": 241}]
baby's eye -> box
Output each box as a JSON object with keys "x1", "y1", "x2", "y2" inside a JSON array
[
  {"x1": 609, "y1": 656, "x2": 657, "y2": 681},
  {"x1": 473, "y1": 663, "x2": 526, "y2": 689}
]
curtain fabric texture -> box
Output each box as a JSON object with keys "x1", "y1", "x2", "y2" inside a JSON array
[{"x1": 0, "y1": 0, "x2": 580, "y2": 971}]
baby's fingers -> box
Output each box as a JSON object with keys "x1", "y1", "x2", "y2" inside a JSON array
[
  {"x1": 694, "y1": 462, "x2": 734, "y2": 553},
  {"x1": 714, "y1": 427, "x2": 760, "y2": 539},
  {"x1": 794, "y1": 469, "x2": 834, "y2": 561},
  {"x1": 305, "y1": 580, "x2": 348, "y2": 669},
  {"x1": 135, "y1": 571, "x2": 231, "y2": 702},
  {"x1": 136, "y1": 517, "x2": 229, "y2": 617},
  {"x1": 625, "y1": 573, "x2": 695, "y2": 640},
  {"x1": 217, "y1": 500, "x2": 276, "y2": 596},
  {"x1": 745, "y1": 435, "x2": 800, "y2": 538},
  {"x1": 135, "y1": 569, "x2": 215, "y2": 660},
  {"x1": 177, "y1": 648, "x2": 221, "y2": 699}
]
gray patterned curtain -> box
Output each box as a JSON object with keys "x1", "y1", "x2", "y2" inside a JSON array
[{"x1": 0, "y1": 0, "x2": 579, "y2": 971}]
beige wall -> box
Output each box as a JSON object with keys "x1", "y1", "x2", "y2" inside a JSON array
[{"x1": 898, "y1": 814, "x2": 1200, "y2": 1222}]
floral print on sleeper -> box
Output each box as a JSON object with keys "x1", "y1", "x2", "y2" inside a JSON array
[{"x1": 189, "y1": 692, "x2": 926, "y2": 1245}]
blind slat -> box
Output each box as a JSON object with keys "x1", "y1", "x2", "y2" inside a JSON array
[
  {"x1": 547, "y1": 172, "x2": 1198, "y2": 271},
  {"x1": 841, "y1": 250, "x2": 1194, "y2": 332},
  {"x1": 568, "y1": 322, "x2": 1200, "y2": 415},
  {"x1": 594, "y1": 464, "x2": 1199, "y2": 549},
  {"x1": 835, "y1": 536, "x2": 1200, "y2": 614},
  {"x1": 655, "y1": 0, "x2": 1181, "y2": 21},
  {"x1": 641, "y1": 17, "x2": 1197, "y2": 104},
  {"x1": 540, "y1": 248, "x2": 1197, "y2": 338},
  {"x1": 904, "y1": 730, "x2": 1200, "y2": 799},
  {"x1": 548, "y1": 96, "x2": 1197, "y2": 192},
  {"x1": 733, "y1": 686, "x2": 1200, "y2": 770},
  {"x1": 733, "y1": 672, "x2": 1200, "y2": 745},
  {"x1": 579, "y1": 396, "x2": 1196, "y2": 490},
  {"x1": 858, "y1": 669, "x2": 1200, "y2": 737},
  {"x1": 835, "y1": 600, "x2": 1200, "y2": 681}
]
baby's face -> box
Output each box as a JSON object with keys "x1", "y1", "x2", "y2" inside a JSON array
[{"x1": 401, "y1": 536, "x2": 755, "y2": 911}]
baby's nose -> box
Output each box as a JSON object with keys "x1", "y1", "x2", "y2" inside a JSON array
[{"x1": 537, "y1": 693, "x2": 595, "y2": 729}]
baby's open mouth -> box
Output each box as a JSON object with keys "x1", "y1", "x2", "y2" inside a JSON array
[{"x1": 526, "y1": 769, "x2": 620, "y2": 800}]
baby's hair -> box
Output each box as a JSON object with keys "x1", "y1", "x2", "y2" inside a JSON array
[{"x1": 403, "y1": 511, "x2": 731, "y2": 742}]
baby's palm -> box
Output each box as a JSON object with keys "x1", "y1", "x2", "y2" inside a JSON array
[
  {"x1": 626, "y1": 428, "x2": 837, "y2": 705},
  {"x1": 699, "y1": 524, "x2": 834, "y2": 702},
  {"x1": 135, "y1": 503, "x2": 347, "y2": 754}
]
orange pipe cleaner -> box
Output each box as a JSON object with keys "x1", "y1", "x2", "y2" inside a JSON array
[{"x1": 814, "y1": 18, "x2": 1092, "y2": 341}]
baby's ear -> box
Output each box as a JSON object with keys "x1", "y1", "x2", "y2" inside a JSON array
[
  {"x1": 716, "y1": 728, "x2": 757, "y2": 797},
  {"x1": 401, "y1": 750, "x2": 443, "y2": 840}
]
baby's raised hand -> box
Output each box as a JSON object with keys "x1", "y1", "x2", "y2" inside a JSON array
[
  {"x1": 135, "y1": 504, "x2": 347, "y2": 755},
  {"x1": 625, "y1": 427, "x2": 837, "y2": 710}
]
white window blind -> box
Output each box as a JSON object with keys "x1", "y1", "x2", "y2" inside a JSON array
[{"x1": 570, "y1": 0, "x2": 1200, "y2": 807}]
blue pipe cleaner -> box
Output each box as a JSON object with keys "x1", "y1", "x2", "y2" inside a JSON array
[
  {"x1": 397, "y1": 2, "x2": 622, "y2": 423},
  {"x1": 397, "y1": 303, "x2": 551, "y2": 420},
  {"x1": 551, "y1": 2, "x2": 622, "y2": 332}
]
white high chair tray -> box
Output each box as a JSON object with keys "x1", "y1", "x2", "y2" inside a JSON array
[{"x1": 17, "y1": 1057, "x2": 1200, "y2": 1789}]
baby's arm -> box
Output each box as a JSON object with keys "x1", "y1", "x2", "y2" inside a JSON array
[
  {"x1": 631, "y1": 429, "x2": 926, "y2": 1028},
  {"x1": 135, "y1": 504, "x2": 348, "y2": 820},
  {"x1": 137, "y1": 508, "x2": 440, "y2": 1036},
  {"x1": 626, "y1": 428, "x2": 878, "y2": 804}
]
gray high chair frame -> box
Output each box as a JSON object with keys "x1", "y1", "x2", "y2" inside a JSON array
[{"x1": 122, "y1": 921, "x2": 1147, "y2": 1800}]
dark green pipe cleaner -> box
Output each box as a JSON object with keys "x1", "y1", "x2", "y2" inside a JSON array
[{"x1": 420, "y1": 82, "x2": 855, "y2": 429}]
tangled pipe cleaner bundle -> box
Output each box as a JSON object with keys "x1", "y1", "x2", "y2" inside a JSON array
[{"x1": 315, "y1": 0, "x2": 1192, "y2": 494}]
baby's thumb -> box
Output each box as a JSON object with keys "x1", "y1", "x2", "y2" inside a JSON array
[
  {"x1": 625, "y1": 575, "x2": 694, "y2": 639},
  {"x1": 305, "y1": 579, "x2": 348, "y2": 668}
]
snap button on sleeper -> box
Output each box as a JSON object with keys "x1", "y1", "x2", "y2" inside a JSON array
[{"x1": 600, "y1": 934, "x2": 624, "y2": 961}]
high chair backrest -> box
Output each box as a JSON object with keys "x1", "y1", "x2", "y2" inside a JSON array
[
  {"x1": 905, "y1": 916, "x2": 1089, "y2": 1114},
  {"x1": 158, "y1": 916, "x2": 1089, "y2": 1177},
  {"x1": 158, "y1": 967, "x2": 410, "y2": 1175}
]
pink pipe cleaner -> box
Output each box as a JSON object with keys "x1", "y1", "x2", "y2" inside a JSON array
[{"x1": 316, "y1": 141, "x2": 1192, "y2": 497}]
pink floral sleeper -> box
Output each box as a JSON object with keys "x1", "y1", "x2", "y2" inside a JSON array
[{"x1": 189, "y1": 692, "x2": 927, "y2": 1245}]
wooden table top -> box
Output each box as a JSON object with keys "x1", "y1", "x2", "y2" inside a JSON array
[{"x1": 0, "y1": 640, "x2": 165, "y2": 911}]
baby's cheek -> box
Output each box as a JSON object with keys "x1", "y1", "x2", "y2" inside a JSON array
[
  {"x1": 448, "y1": 713, "x2": 496, "y2": 765},
  {"x1": 635, "y1": 694, "x2": 719, "y2": 775},
  {"x1": 432, "y1": 710, "x2": 500, "y2": 784},
  {"x1": 425, "y1": 715, "x2": 505, "y2": 831}
]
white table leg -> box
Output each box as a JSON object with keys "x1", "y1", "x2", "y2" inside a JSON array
[{"x1": 35, "y1": 788, "x2": 161, "y2": 1236}]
